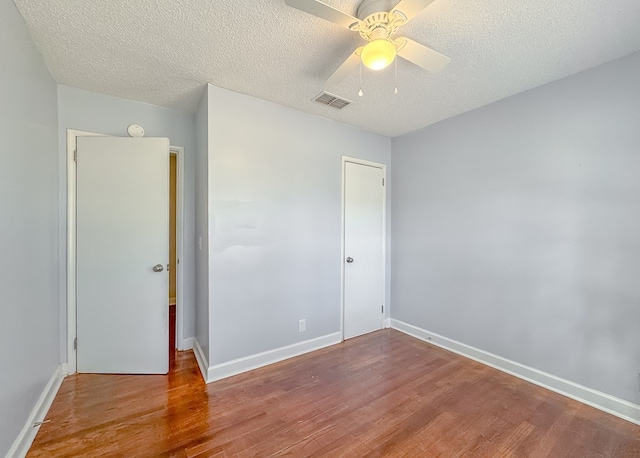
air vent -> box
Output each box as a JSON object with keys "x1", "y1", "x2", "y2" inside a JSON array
[{"x1": 313, "y1": 91, "x2": 352, "y2": 109}]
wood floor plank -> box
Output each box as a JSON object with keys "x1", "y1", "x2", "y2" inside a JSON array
[{"x1": 27, "y1": 329, "x2": 640, "y2": 457}]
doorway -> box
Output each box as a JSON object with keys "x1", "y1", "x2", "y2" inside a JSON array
[
  {"x1": 66, "y1": 129, "x2": 185, "y2": 374},
  {"x1": 341, "y1": 157, "x2": 386, "y2": 340},
  {"x1": 169, "y1": 152, "x2": 177, "y2": 364}
]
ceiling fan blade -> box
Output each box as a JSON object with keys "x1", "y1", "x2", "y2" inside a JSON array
[
  {"x1": 396, "y1": 38, "x2": 450, "y2": 73},
  {"x1": 326, "y1": 48, "x2": 362, "y2": 85},
  {"x1": 285, "y1": 0, "x2": 359, "y2": 29},
  {"x1": 390, "y1": 0, "x2": 437, "y2": 23}
]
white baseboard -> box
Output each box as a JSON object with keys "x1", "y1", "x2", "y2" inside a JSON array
[
  {"x1": 193, "y1": 338, "x2": 209, "y2": 382},
  {"x1": 206, "y1": 332, "x2": 342, "y2": 383},
  {"x1": 60, "y1": 362, "x2": 71, "y2": 376},
  {"x1": 390, "y1": 319, "x2": 640, "y2": 426},
  {"x1": 7, "y1": 365, "x2": 65, "y2": 458},
  {"x1": 180, "y1": 337, "x2": 194, "y2": 351}
]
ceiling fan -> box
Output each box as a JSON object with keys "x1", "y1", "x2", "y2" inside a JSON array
[{"x1": 285, "y1": 0, "x2": 451, "y2": 84}]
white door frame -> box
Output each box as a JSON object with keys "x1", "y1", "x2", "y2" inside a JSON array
[
  {"x1": 66, "y1": 129, "x2": 186, "y2": 373},
  {"x1": 340, "y1": 156, "x2": 387, "y2": 341}
]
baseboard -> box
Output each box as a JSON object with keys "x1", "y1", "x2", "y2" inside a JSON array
[
  {"x1": 7, "y1": 365, "x2": 65, "y2": 458},
  {"x1": 206, "y1": 332, "x2": 342, "y2": 383},
  {"x1": 60, "y1": 362, "x2": 71, "y2": 376},
  {"x1": 180, "y1": 337, "x2": 194, "y2": 351},
  {"x1": 384, "y1": 318, "x2": 391, "y2": 328},
  {"x1": 193, "y1": 338, "x2": 209, "y2": 382},
  {"x1": 390, "y1": 319, "x2": 640, "y2": 426}
]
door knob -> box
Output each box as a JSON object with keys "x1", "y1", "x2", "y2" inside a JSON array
[
  {"x1": 346, "y1": 257, "x2": 354, "y2": 263},
  {"x1": 152, "y1": 264, "x2": 164, "y2": 272}
]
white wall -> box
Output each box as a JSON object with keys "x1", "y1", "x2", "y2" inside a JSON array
[
  {"x1": 391, "y1": 51, "x2": 640, "y2": 405},
  {"x1": 194, "y1": 86, "x2": 210, "y2": 363},
  {"x1": 206, "y1": 85, "x2": 392, "y2": 366},
  {"x1": 57, "y1": 85, "x2": 197, "y2": 354},
  {"x1": 0, "y1": 1, "x2": 60, "y2": 455}
]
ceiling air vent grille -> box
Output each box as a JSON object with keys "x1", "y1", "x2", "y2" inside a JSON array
[{"x1": 313, "y1": 91, "x2": 352, "y2": 109}]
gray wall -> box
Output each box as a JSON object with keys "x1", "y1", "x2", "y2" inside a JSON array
[
  {"x1": 391, "y1": 51, "x2": 640, "y2": 404},
  {"x1": 57, "y1": 85, "x2": 197, "y2": 352},
  {"x1": 194, "y1": 86, "x2": 210, "y2": 362},
  {"x1": 0, "y1": 1, "x2": 60, "y2": 454},
  {"x1": 206, "y1": 85, "x2": 391, "y2": 365}
]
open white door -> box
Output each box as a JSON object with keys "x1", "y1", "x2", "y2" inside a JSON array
[
  {"x1": 343, "y1": 160, "x2": 385, "y2": 339},
  {"x1": 76, "y1": 136, "x2": 169, "y2": 374}
]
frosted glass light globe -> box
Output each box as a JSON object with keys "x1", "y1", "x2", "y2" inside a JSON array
[{"x1": 361, "y1": 39, "x2": 396, "y2": 70}]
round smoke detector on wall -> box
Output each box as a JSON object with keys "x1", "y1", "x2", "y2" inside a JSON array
[{"x1": 127, "y1": 124, "x2": 145, "y2": 137}]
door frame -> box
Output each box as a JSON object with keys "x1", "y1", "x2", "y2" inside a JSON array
[
  {"x1": 66, "y1": 129, "x2": 186, "y2": 373},
  {"x1": 340, "y1": 156, "x2": 387, "y2": 341}
]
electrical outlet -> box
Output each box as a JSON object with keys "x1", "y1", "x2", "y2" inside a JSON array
[{"x1": 298, "y1": 319, "x2": 306, "y2": 333}]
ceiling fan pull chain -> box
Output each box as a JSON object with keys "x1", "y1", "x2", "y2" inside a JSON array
[
  {"x1": 359, "y1": 62, "x2": 364, "y2": 97},
  {"x1": 394, "y1": 57, "x2": 398, "y2": 94}
]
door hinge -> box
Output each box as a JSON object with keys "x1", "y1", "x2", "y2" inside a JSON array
[
  {"x1": 74, "y1": 150, "x2": 77, "y2": 162},
  {"x1": 382, "y1": 305, "x2": 384, "y2": 314},
  {"x1": 74, "y1": 337, "x2": 77, "y2": 350},
  {"x1": 382, "y1": 178, "x2": 385, "y2": 186}
]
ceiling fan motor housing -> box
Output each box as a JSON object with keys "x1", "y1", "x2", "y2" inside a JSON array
[
  {"x1": 356, "y1": 0, "x2": 395, "y2": 19},
  {"x1": 354, "y1": 0, "x2": 405, "y2": 41}
]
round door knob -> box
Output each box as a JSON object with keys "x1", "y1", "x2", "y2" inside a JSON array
[
  {"x1": 152, "y1": 264, "x2": 164, "y2": 272},
  {"x1": 346, "y1": 257, "x2": 354, "y2": 263}
]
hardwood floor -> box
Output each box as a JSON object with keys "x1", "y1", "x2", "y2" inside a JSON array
[{"x1": 28, "y1": 330, "x2": 639, "y2": 457}]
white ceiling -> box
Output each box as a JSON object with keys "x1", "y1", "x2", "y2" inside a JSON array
[{"x1": 14, "y1": 0, "x2": 640, "y2": 137}]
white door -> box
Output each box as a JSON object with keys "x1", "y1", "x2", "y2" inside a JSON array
[
  {"x1": 343, "y1": 160, "x2": 385, "y2": 339},
  {"x1": 76, "y1": 136, "x2": 169, "y2": 374}
]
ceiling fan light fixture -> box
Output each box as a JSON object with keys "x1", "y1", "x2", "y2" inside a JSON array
[{"x1": 361, "y1": 38, "x2": 396, "y2": 70}]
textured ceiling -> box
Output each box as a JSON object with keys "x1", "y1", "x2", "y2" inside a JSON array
[{"x1": 14, "y1": 0, "x2": 640, "y2": 137}]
